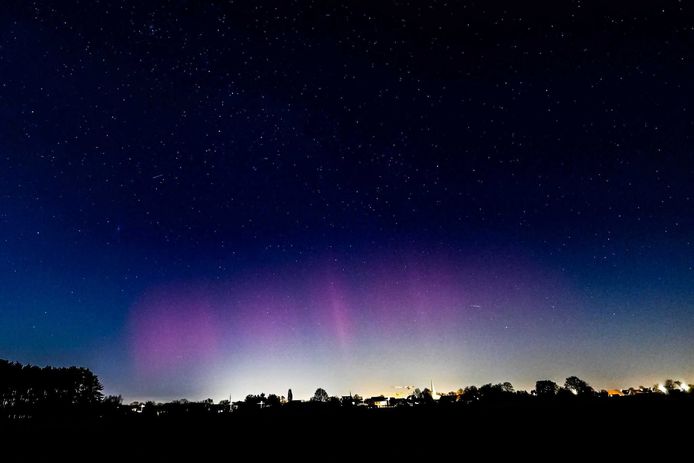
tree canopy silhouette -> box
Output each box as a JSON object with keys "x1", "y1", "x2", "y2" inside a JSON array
[
  {"x1": 3, "y1": 357, "x2": 692, "y2": 422},
  {"x1": 312, "y1": 388, "x2": 329, "y2": 402},
  {"x1": 0, "y1": 359, "x2": 103, "y2": 418},
  {"x1": 535, "y1": 380, "x2": 559, "y2": 398},
  {"x1": 564, "y1": 376, "x2": 594, "y2": 396}
]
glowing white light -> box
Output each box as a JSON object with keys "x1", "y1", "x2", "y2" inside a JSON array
[
  {"x1": 657, "y1": 383, "x2": 668, "y2": 394},
  {"x1": 679, "y1": 381, "x2": 690, "y2": 392}
]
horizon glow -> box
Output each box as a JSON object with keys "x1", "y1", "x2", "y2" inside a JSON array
[{"x1": 120, "y1": 249, "x2": 693, "y2": 401}]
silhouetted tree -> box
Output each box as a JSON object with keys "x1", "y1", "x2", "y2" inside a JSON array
[
  {"x1": 439, "y1": 392, "x2": 457, "y2": 405},
  {"x1": 312, "y1": 388, "x2": 329, "y2": 402},
  {"x1": 103, "y1": 395, "x2": 122, "y2": 406},
  {"x1": 245, "y1": 394, "x2": 265, "y2": 407},
  {"x1": 218, "y1": 399, "x2": 231, "y2": 413},
  {"x1": 329, "y1": 396, "x2": 341, "y2": 407},
  {"x1": 143, "y1": 401, "x2": 158, "y2": 417},
  {"x1": 266, "y1": 394, "x2": 281, "y2": 407},
  {"x1": 662, "y1": 379, "x2": 689, "y2": 393},
  {"x1": 461, "y1": 386, "x2": 479, "y2": 402},
  {"x1": 479, "y1": 383, "x2": 496, "y2": 400},
  {"x1": 564, "y1": 376, "x2": 594, "y2": 396},
  {"x1": 535, "y1": 380, "x2": 559, "y2": 398},
  {"x1": 287, "y1": 389, "x2": 293, "y2": 402},
  {"x1": 479, "y1": 383, "x2": 515, "y2": 401},
  {"x1": 0, "y1": 359, "x2": 104, "y2": 418},
  {"x1": 102, "y1": 395, "x2": 124, "y2": 416}
]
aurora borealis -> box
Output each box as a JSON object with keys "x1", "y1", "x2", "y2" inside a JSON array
[{"x1": 1, "y1": 1, "x2": 692, "y2": 401}]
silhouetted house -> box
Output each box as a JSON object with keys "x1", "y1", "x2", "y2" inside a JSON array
[
  {"x1": 389, "y1": 397, "x2": 409, "y2": 407},
  {"x1": 130, "y1": 402, "x2": 145, "y2": 414},
  {"x1": 622, "y1": 387, "x2": 650, "y2": 395},
  {"x1": 231, "y1": 401, "x2": 244, "y2": 412},
  {"x1": 365, "y1": 396, "x2": 389, "y2": 408}
]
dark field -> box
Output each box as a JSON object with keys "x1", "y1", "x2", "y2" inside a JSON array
[{"x1": 3, "y1": 397, "x2": 691, "y2": 459}]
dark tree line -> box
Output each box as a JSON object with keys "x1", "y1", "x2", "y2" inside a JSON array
[
  {"x1": 2, "y1": 357, "x2": 692, "y2": 420},
  {"x1": 0, "y1": 359, "x2": 103, "y2": 418},
  {"x1": 532, "y1": 377, "x2": 595, "y2": 398}
]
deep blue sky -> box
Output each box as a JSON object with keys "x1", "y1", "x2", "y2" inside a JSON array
[{"x1": 1, "y1": 1, "x2": 692, "y2": 400}]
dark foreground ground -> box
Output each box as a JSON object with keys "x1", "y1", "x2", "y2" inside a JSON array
[{"x1": 2, "y1": 398, "x2": 691, "y2": 459}]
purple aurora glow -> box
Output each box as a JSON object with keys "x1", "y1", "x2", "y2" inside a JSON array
[{"x1": 127, "y1": 249, "x2": 585, "y2": 399}]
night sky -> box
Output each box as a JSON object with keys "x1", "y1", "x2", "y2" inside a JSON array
[{"x1": 1, "y1": 1, "x2": 692, "y2": 401}]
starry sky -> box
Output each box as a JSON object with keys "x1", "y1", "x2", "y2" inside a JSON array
[{"x1": 1, "y1": 1, "x2": 692, "y2": 401}]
